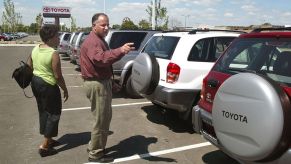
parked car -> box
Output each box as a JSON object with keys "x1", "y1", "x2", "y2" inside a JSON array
[
  {"x1": 105, "y1": 29, "x2": 161, "y2": 98},
  {"x1": 1, "y1": 33, "x2": 13, "y2": 41},
  {"x1": 131, "y1": 29, "x2": 243, "y2": 120},
  {"x1": 58, "y1": 32, "x2": 71, "y2": 55},
  {"x1": 75, "y1": 32, "x2": 90, "y2": 66},
  {"x1": 67, "y1": 32, "x2": 79, "y2": 60},
  {"x1": 193, "y1": 27, "x2": 291, "y2": 164},
  {"x1": 0, "y1": 34, "x2": 5, "y2": 41}
]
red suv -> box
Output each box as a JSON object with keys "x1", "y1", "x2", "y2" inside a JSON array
[{"x1": 193, "y1": 27, "x2": 291, "y2": 163}]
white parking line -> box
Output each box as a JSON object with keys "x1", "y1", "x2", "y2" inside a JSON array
[
  {"x1": 67, "y1": 85, "x2": 82, "y2": 88},
  {"x1": 63, "y1": 101, "x2": 152, "y2": 111},
  {"x1": 85, "y1": 142, "x2": 211, "y2": 164},
  {"x1": 63, "y1": 73, "x2": 81, "y2": 76}
]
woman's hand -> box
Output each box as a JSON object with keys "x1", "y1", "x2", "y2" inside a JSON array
[{"x1": 63, "y1": 90, "x2": 68, "y2": 102}]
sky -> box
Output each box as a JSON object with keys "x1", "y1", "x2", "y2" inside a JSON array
[{"x1": 1, "y1": 0, "x2": 291, "y2": 28}]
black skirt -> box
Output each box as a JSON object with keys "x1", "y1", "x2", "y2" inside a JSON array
[{"x1": 31, "y1": 75, "x2": 62, "y2": 138}]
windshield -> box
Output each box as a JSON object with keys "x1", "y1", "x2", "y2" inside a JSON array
[{"x1": 213, "y1": 37, "x2": 291, "y2": 87}]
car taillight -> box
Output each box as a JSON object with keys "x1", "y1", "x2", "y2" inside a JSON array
[
  {"x1": 200, "y1": 78, "x2": 207, "y2": 100},
  {"x1": 166, "y1": 62, "x2": 180, "y2": 83}
]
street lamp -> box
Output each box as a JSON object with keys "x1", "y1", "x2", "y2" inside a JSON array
[
  {"x1": 103, "y1": 0, "x2": 106, "y2": 13},
  {"x1": 182, "y1": 15, "x2": 190, "y2": 28}
]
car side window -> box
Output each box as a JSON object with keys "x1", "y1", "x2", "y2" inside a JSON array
[
  {"x1": 214, "y1": 37, "x2": 235, "y2": 60},
  {"x1": 188, "y1": 38, "x2": 211, "y2": 62}
]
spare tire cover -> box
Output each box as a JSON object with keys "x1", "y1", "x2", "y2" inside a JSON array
[
  {"x1": 131, "y1": 53, "x2": 159, "y2": 95},
  {"x1": 212, "y1": 73, "x2": 291, "y2": 161}
]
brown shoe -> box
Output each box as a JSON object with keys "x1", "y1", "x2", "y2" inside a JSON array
[{"x1": 88, "y1": 155, "x2": 113, "y2": 163}]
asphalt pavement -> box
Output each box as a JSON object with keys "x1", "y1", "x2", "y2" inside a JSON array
[{"x1": 0, "y1": 45, "x2": 239, "y2": 164}]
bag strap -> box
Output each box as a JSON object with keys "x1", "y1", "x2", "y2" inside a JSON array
[
  {"x1": 22, "y1": 54, "x2": 34, "y2": 98},
  {"x1": 22, "y1": 88, "x2": 34, "y2": 98}
]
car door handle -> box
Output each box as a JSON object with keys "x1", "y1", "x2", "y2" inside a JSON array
[{"x1": 207, "y1": 79, "x2": 219, "y2": 88}]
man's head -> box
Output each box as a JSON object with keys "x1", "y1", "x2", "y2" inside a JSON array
[{"x1": 92, "y1": 13, "x2": 109, "y2": 38}]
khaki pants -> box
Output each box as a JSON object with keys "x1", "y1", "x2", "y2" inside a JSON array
[{"x1": 83, "y1": 79, "x2": 112, "y2": 159}]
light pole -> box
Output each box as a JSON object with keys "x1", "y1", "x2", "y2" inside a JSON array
[
  {"x1": 103, "y1": 0, "x2": 106, "y2": 13},
  {"x1": 182, "y1": 15, "x2": 190, "y2": 28},
  {"x1": 152, "y1": 0, "x2": 156, "y2": 30}
]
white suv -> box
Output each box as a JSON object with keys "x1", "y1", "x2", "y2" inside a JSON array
[{"x1": 131, "y1": 29, "x2": 243, "y2": 120}]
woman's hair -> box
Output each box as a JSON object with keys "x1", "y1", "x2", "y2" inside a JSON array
[{"x1": 39, "y1": 24, "x2": 59, "y2": 43}]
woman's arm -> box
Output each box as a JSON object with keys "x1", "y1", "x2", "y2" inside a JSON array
[
  {"x1": 52, "y1": 51, "x2": 68, "y2": 102},
  {"x1": 27, "y1": 54, "x2": 33, "y2": 70}
]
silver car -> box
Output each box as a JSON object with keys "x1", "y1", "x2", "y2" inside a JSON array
[
  {"x1": 106, "y1": 29, "x2": 161, "y2": 98},
  {"x1": 58, "y1": 32, "x2": 71, "y2": 55}
]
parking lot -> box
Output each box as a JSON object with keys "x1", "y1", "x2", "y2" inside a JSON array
[{"x1": 0, "y1": 45, "x2": 239, "y2": 163}]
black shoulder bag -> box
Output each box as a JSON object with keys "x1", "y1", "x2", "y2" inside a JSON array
[{"x1": 12, "y1": 56, "x2": 33, "y2": 98}]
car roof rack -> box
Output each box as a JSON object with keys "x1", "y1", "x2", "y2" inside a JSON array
[
  {"x1": 188, "y1": 29, "x2": 245, "y2": 34},
  {"x1": 162, "y1": 30, "x2": 191, "y2": 33},
  {"x1": 251, "y1": 27, "x2": 291, "y2": 33}
]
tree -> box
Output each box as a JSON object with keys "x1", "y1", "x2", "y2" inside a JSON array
[
  {"x1": 138, "y1": 19, "x2": 151, "y2": 30},
  {"x1": 146, "y1": 0, "x2": 169, "y2": 30},
  {"x1": 120, "y1": 17, "x2": 138, "y2": 30},
  {"x1": 35, "y1": 13, "x2": 42, "y2": 33},
  {"x1": 2, "y1": 0, "x2": 22, "y2": 32},
  {"x1": 71, "y1": 16, "x2": 77, "y2": 32},
  {"x1": 29, "y1": 23, "x2": 38, "y2": 34},
  {"x1": 112, "y1": 24, "x2": 121, "y2": 29}
]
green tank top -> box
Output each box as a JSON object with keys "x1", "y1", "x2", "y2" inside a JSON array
[{"x1": 31, "y1": 45, "x2": 57, "y2": 85}]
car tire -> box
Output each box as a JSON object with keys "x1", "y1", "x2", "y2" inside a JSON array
[
  {"x1": 125, "y1": 76, "x2": 142, "y2": 99},
  {"x1": 212, "y1": 73, "x2": 291, "y2": 162},
  {"x1": 131, "y1": 53, "x2": 159, "y2": 95}
]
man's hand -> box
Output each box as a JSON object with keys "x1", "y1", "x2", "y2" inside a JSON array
[{"x1": 121, "y1": 42, "x2": 135, "y2": 54}]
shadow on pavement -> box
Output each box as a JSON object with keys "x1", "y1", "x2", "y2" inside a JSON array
[
  {"x1": 106, "y1": 135, "x2": 177, "y2": 162},
  {"x1": 56, "y1": 132, "x2": 90, "y2": 152},
  {"x1": 202, "y1": 150, "x2": 240, "y2": 164},
  {"x1": 141, "y1": 105, "x2": 194, "y2": 134}
]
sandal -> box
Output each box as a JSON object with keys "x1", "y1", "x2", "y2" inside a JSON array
[{"x1": 38, "y1": 147, "x2": 58, "y2": 157}]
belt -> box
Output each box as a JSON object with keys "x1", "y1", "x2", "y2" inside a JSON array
[{"x1": 83, "y1": 77, "x2": 99, "y2": 81}]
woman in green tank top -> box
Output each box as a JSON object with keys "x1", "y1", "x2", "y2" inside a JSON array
[{"x1": 27, "y1": 24, "x2": 69, "y2": 157}]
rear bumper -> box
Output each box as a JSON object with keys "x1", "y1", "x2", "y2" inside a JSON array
[{"x1": 143, "y1": 85, "x2": 199, "y2": 113}]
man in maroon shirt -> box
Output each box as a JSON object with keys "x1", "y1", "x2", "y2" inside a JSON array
[{"x1": 80, "y1": 13, "x2": 134, "y2": 163}]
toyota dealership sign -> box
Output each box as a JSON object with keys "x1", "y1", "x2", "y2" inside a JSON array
[{"x1": 42, "y1": 6, "x2": 71, "y2": 18}]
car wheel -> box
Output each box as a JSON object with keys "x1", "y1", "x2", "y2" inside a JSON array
[
  {"x1": 125, "y1": 76, "x2": 142, "y2": 99},
  {"x1": 131, "y1": 53, "x2": 159, "y2": 95},
  {"x1": 212, "y1": 73, "x2": 291, "y2": 162}
]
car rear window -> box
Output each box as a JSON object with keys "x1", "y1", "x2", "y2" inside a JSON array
[
  {"x1": 63, "y1": 33, "x2": 71, "y2": 41},
  {"x1": 213, "y1": 37, "x2": 291, "y2": 87},
  {"x1": 79, "y1": 33, "x2": 89, "y2": 46},
  {"x1": 142, "y1": 36, "x2": 180, "y2": 59},
  {"x1": 109, "y1": 32, "x2": 147, "y2": 50},
  {"x1": 72, "y1": 33, "x2": 80, "y2": 45}
]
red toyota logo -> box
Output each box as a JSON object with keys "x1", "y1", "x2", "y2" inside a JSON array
[{"x1": 43, "y1": 7, "x2": 50, "y2": 12}]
